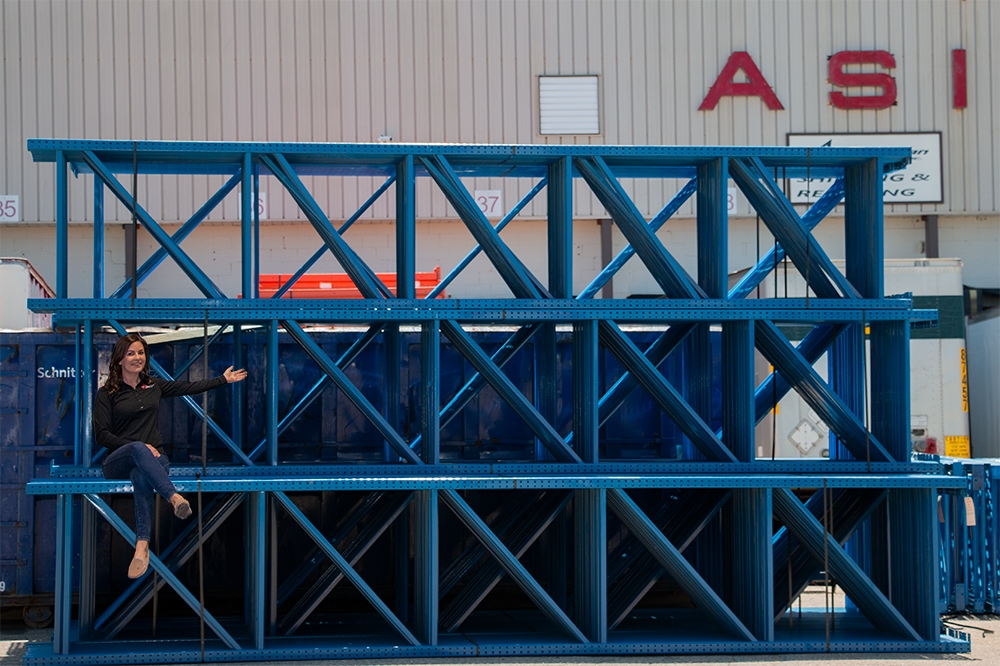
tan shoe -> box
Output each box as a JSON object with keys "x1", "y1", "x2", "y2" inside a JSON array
[
  {"x1": 128, "y1": 550, "x2": 149, "y2": 579},
  {"x1": 171, "y1": 494, "x2": 193, "y2": 519}
]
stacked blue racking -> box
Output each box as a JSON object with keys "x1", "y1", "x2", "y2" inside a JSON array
[{"x1": 22, "y1": 140, "x2": 969, "y2": 663}]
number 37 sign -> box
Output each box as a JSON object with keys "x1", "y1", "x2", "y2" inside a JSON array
[
  {"x1": 473, "y1": 190, "x2": 503, "y2": 218},
  {"x1": 0, "y1": 195, "x2": 19, "y2": 222}
]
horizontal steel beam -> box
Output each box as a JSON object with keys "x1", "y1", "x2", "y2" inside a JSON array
[
  {"x1": 46, "y1": 460, "x2": 950, "y2": 478},
  {"x1": 28, "y1": 139, "x2": 912, "y2": 180},
  {"x1": 29, "y1": 298, "x2": 935, "y2": 324},
  {"x1": 27, "y1": 474, "x2": 964, "y2": 495}
]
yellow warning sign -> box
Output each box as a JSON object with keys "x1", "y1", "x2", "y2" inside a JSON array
[
  {"x1": 960, "y1": 348, "x2": 969, "y2": 412},
  {"x1": 945, "y1": 435, "x2": 970, "y2": 458}
]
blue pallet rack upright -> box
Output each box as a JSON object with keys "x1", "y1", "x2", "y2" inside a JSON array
[{"x1": 23, "y1": 140, "x2": 969, "y2": 664}]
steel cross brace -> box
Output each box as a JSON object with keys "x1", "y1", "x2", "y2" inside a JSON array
[
  {"x1": 598, "y1": 320, "x2": 737, "y2": 463},
  {"x1": 439, "y1": 490, "x2": 549, "y2": 597},
  {"x1": 260, "y1": 153, "x2": 389, "y2": 299},
  {"x1": 440, "y1": 489, "x2": 573, "y2": 632},
  {"x1": 440, "y1": 320, "x2": 581, "y2": 463},
  {"x1": 441, "y1": 488, "x2": 589, "y2": 643},
  {"x1": 272, "y1": 490, "x2": 420, "y2": 645},
  {"x1": 83, "y1": 494, "x2": 242, "y2": 649},
  {"x1": 577, "y1": 178, "x2": 698, "y2": 300},
  {"x1": 410, "y1": 323, "x2": 540, "y2": 456},
  {"x1": 274, "y1": 175, "x2": 397, "y2": 299},
  {"x1": 772, "y1": 488, "x2": 920, "y2": 640},
  {"x1": 606, "y1": 489, "x2": 733, "y2": 630},
  {"x1": 750, "y1": 324, "x2": 845, "y2": 428},
  {"x1": 81, "y1": 151, "x2": 225, "y2": 299},
  {"x1": 607, "y1": 488, "x2": 755, "y2": 641},
  {"x1": 729, "y1": 178, "x2": 846, "y2": 300},
  {"x1": 246, "y1": 324, "x2": 384, "y2": 461},
  {"x1": 419, "y1": 154, "x2": 546, "y2": 300},
  {"x1": 754, "y1": 320, "x2": 892, "y2": 462},
  {"x1": 574, "y1": 155, "x2": 704, "y2": 299},
  {"x1": 772, "y1": 487, "x2": 888, "y2": 619},
  {"x1": 282, "y1": 321, "x2": 420, "y2": 464},
  {"x1": 429, "y1": 178, "x2": 550, "y2": 300},
  {"x1": 276, "y1": 491, "x2": 393, "y2": 607},
  {"x1": 94, "y1": 492, "x2": 246, "y2": 639},
  {"x1": 729, "y1": 157, "x2": 859, "y2": 300},
  {"x1": 279, "y1": 491, "x2": 414, "y2": 635},
  {"x1": 109, "y1": 173, "x2": 242, "y2": 299}
]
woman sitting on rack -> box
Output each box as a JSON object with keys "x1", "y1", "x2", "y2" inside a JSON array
[{"x1": 93, "y1": 332, "x2": 247, "y2": 579}]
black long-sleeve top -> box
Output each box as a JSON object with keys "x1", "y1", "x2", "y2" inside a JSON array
[{"x1": 93, "y1": 376, "x2": 228, "y2": 454}]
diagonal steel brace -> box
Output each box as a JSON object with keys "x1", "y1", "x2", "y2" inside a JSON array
[
  {"x1": 95, "y1": 492, "x2": 246, "y2": 639},
  {"x1": 598, "y1": 321, "x2": 736, "y2": 463},
  {"x1": 607, "y1": 489, "x2": 733, "y2": 630},
  {"x1": 280, "y1": 491, "x2": 414, "y2": 635},
  {"x1": 283, "y1": 321, "x2": 420, "y2": 464},
  {"x1": 773, "y1": 488, "x2": 920, "y2": 640},
  {"x1": 273, "y1": 491, "x2": 420, "y2": 645},
  {"x1": 608, "y1": 488, "x2": 755, "y2": 641},
  {"x1": 441, "y1": 489, "x2": 588, "y2": 643},
  {"x1": 420, "y1": 154, "x2": 544, "y2": 299},
  {"x1": 754, "y1": 320, "x2": 891, "y2": 462},
  {"x1": 574, "y1": 155, "x2": 703, "y2": 299},
  {"x1": 441, "y1": 320, "x2": 581, "y2": 463},
  {"x1": 730, "y1": 157, "x2": 858, "y2": 299},
  {"x1": 85, "y1": 494, "x2": 241, "y2": 649},
  {"x1": 82, "y1": 151, "x2": 224, "y2": 298},
  {"x1": 772, "y1": 487, "x2": 887, "y2": 620},
  {"x1": 440, "y1": 489, "x2": 572, "y2": 632}
]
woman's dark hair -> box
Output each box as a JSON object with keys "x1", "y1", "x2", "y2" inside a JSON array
[{"x1": 104, "y1": 333, "x2": 151, "y2": 394}]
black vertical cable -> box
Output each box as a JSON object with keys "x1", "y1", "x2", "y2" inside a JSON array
[
  {"x1": 198, "y1": 311, "x2": 208, "y2": 661},
  {"x1": 782, "y1": 167, "x2": 788, "y2": 300},
  {"x1": 787, "y1": 541, "x2": 793, "y2": 630},
  {"x1": 863, "y1": 309, "x2": 871, "y2": 473},
  {"x1": 152, "y1": 497, "x2": 159, "y2": 638},
  {"x1": 830, "y1": 492, "x2": 836, "y2": 634},
  {"x1": 755, "y1": 213, "x2": 761, "y2": 299},
  {"x1": 131, "y1": 142, "x2": 138, "y2": 304},
  {"x1": 805, "y1": 148, "x2": 812, "y2": 308},
  {"x1": 824, "y1": 478, "x2": 830, "y2": 652}
]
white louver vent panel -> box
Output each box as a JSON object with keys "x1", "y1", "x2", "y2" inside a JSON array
[{"x1": 539, "y1": 76, "x2": 600, "y2": 135}]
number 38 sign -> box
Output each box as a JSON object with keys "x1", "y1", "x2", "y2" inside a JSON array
[{"x1": 0, "y1": 195, "x2": 19, "y2": 222}]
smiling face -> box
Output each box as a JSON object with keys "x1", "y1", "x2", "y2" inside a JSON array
[{"x1": 120, "y1": 340, "x2": 147, "y2": 377}]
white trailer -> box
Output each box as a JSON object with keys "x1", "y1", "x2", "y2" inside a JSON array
[{"x1": 751, "y1": 258, "x2": 969, "y2": 459}]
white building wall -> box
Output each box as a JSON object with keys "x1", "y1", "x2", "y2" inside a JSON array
[{"x1": 1, "y1": 0, "x2": 998, "y2": 294}]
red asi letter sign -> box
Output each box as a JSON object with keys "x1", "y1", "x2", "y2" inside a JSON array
[
  {"x1": 699, "y1": 52, "x2": 784, "y2": 111},
  {"x1": 828, "y1": 50, "x2": 897, "y2": 109}
]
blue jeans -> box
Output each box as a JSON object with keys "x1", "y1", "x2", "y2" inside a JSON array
[{"x1": 102, "y1": 442, "x2": 177, "y2": 542}]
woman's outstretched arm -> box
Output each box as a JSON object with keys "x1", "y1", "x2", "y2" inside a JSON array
[{"x1": 156, "y1": 366, "x2": 247, "y2": 398}]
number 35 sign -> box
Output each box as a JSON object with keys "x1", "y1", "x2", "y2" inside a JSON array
[{"x1": 0, "y1": 195, "x2": 19, "y2": 222}]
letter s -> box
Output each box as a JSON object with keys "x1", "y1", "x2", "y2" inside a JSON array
[{"x1": 829, "y1": 50, "x2": 896, "y2": 110}]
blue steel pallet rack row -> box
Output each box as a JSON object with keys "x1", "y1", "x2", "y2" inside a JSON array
[{"x1": 22, "y1": 140, "x2": 968, "y2": 663}]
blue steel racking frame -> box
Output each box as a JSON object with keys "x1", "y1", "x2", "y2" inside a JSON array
[{"x1": 23, "y1": 140, "x2": 969, "y2": 663}]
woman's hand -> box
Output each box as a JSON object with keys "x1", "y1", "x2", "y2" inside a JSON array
[
  {"x1": 224, "y1": 366, "x2": 248, "y2": 384},
  {"x1": 145, "y1": 443, "x2": 161, "y2": 457}
]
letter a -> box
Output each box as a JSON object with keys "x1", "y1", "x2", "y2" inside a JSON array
[{"x1": 699, "y1": 51, "x2": 784, "y2": 111}]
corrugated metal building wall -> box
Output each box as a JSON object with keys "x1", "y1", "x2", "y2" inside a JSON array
[{"x1": 1, "y1": 0, "x2": 998, "y2": 294}]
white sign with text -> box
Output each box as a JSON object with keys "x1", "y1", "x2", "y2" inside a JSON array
[
  {"x1": 787, "y1": 133, "x2": 942, "y2": 204},
  {"x1": 0, "y1": 195, "x2": 20, "y2": 222},
  {"x1": 474, "y1": 190, "x2": 503, "y2": 218},
  {"x1": 255, "y1": 192, "x2": 267, "y2": 221}
]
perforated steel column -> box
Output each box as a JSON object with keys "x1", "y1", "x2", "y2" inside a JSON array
[
  {"x1": 415, "y1": 321, "x2": 440, "y2": 643},
  {"x1": 573, "y1": 320, "x2": 605, "y2": 641}
]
